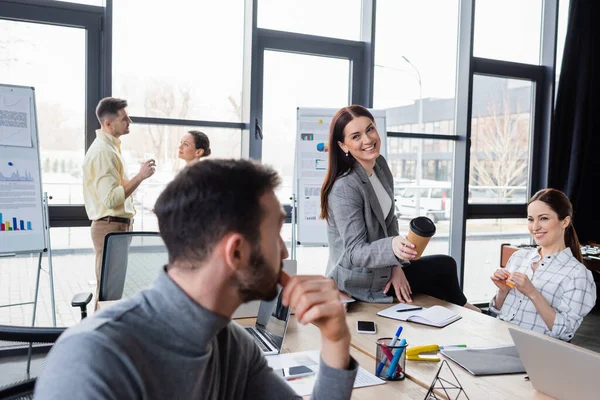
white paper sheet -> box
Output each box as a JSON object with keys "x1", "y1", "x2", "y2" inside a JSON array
[{"x1": 266, "y1": 350, "x2": 385, "y2": 396}]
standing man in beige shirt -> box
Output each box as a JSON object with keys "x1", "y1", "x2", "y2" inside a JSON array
[{"x1": 83, "y1": 97, "x2": 155, "y2": 300}]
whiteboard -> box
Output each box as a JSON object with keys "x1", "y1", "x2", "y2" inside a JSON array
[
  {"x1": 294, "y1": 107, "x2": 387, "y2": 245},
  {"x1": 0, "y1": 84, "x2": 46, "y2": 254}
]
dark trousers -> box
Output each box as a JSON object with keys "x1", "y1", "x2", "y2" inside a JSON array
[{"x1": 387, "y1": 255, "x2": 467, "y2": 306}]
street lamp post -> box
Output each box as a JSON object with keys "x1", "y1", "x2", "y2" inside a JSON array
[{"x1": 401, "y1": 56, "x2": 424, "y2": 217}]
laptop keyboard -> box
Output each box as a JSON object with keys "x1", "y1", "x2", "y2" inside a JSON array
[{"x1": 245, "y1": 327, "x2": 271, "y2": 352}]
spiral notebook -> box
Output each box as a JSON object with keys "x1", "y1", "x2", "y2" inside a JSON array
[{"x1": 377, "y1": 304, "x2": 461, "y2": 328}]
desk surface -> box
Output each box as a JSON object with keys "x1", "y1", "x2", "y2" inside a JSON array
[
  {"x1": 236, "y1": 318, "x2": 428, "y2": 399},
  {"x1": 344, "y1": 295, "x2": 552, "y2": 399},
  {"x1": 99, "y1": 296, "x2": 552, "y2": 399}
]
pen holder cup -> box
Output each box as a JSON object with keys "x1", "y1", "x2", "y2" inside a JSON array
[{"x1": 375, "y1": 337, "x2": 408, "y2": 381}]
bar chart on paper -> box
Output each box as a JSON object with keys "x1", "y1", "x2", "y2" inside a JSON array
[
  {"x1": 0, "y1": 213, "x2": 33, "y2": 231},
  {"x1": 0, "y1": 161, "x2": 42, "y2": 240}
]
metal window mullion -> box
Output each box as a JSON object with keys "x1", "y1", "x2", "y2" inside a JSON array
[
  {"x1": 129, "y1": 117, "x2": 248, "y2": 130},
  {"x1": 387, "y1": 132, "x2": 460, "y2": 141},
  {"x1": 450, "y1": 0, "x2": 476, "y2": 288},
  {"x1": 533, "y1": 0, "x2": 559, "y2": 193}
]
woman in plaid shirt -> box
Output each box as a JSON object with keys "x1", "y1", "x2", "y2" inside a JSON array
[{"x1": 489, "y1": 188, "x2": 596, "y2": 341}]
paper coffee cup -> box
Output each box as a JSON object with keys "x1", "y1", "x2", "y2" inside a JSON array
[{"x1": 406, "y1": 216, "x2": 436, "y2": 260}]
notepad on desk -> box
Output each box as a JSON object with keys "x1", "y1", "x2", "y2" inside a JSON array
[{"x1": 377, "y1": 304, "x2": 461, "y2": 328}]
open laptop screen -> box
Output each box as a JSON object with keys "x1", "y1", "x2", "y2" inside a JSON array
[{"x1": 255, "y1": 287, "x2": 290, "y2": 351}]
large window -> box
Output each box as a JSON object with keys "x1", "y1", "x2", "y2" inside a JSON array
[
  {"x1": 468, "y1": 76, "x2": 533, "y2": 205},
  {"x1": 374, "y1": 0, "x2": 460, "y2": 134},
  {"x1": 0, "y1": 19, "x2": 86, "y2": 205},
  {"x1": 463, "y1": 219, "x2": 530, "y2": 302},
  {"x1": 120, "y1": 125, "x2": 243, "y2": 231},
  {"x1": 387, "y1": 137, "x2": 454, "y2": 254},
  {"x1": 258, "y1": 0, "x2": 362, "y2": 41},
  {"x1": 474, "y1": 0, "x2": 543, "y2": 65},
  {"x1": 112, "y1": 0, "x2": 245, "y2": 122},
  {"x1": 261, "y1": 51, "x2": 350, "y2": 205}
]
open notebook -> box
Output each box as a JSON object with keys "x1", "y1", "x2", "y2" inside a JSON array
[{"x1": 377, "y1": 304, "x2": 461, "y2": 328}]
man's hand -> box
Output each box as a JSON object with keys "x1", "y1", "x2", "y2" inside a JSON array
[
  {"x1": 282, "y1": 275, "x2": 350, "y2": 369},
  {"x1": 384, "y1": 266, "x2": 412, "y2": 303},
  {"x1": 392, "y1": 235, "x2": 417, "y2": 261},
  {"x1": 490, "y1": 268, "x2": 511, "y2": 292},
  {"x1": 138, "y1": 159, "x2": 156, "y2": 180},
  {"x1": 508, "y1": 272, "x2": 537, "y2": 298}
]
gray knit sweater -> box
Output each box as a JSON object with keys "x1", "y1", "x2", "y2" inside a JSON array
[{"x1": 34, "y1": 269, "x2": 358, "y2": 399}]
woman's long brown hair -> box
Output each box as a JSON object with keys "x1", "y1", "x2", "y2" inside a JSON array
[
  {"x1": 320, "y1": 105, "x2": 375, "y2": 222},
  {"x1": 529, "y1": 188, "x2": 583, "y2": 262}
]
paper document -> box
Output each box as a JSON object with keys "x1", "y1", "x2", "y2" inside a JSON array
[
  {"x1": 0, "y1": 94, "x2": 32, "y2": 147},
  {"x1": 377, "y1": 304, "x2": 461, "y2": 328},
  {"x1": 266, "y1": 350, "x2": 385, "y2": 396}
]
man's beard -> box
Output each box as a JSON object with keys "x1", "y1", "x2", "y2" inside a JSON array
[{"x1": 235, "y1": 245, "x2": 281, "y2": 303}]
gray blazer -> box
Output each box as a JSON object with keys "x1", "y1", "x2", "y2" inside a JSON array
[{"x1": 326, "y1": 156, "x2": 400, "y2": 303}]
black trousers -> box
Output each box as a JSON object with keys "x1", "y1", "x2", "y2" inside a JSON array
[{"x1": 386, "y1": 254, "x2": 467, "y2": 306}]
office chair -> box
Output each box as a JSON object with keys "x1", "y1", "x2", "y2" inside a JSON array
[
  {"x1": 72, "y1": 232, "x2": 167, "y2": 314},
  {"x1": 0, "y1": 325, "x2": 65, "y2": 399}
]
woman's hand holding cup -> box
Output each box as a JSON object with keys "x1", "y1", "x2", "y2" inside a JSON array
[{"x1": 392, "y1": 235, "x2": 417, "y2": 261}]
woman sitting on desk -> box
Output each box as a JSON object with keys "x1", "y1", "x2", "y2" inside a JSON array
[
  {"x1": 489, "y1": 188, "x2": 596, "y2": 341},
  {"x1": 178, "y1": 130, "x2": 211, "y2": 166},
  {"x1": 320, "y1": 104, "x2": 478, "y2": 310}
]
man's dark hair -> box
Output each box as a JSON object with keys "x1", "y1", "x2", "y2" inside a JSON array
[
  {"x1": 154, "y1": 159, "x2": 281, "y2": 265},
  {"x1": 95, "y1": 97, "x2": 128, "y2": 124}
]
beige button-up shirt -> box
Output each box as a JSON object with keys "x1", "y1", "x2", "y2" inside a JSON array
[{"x1": 82, "y1": 129, "x2": 135, "y2": 220}]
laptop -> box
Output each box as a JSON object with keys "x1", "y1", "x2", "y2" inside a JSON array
[
  {"x1": 243, "y1": 286, "x2": 291, "y2": 355},
  {"x1": 233, "y1": 260, "x2": 297, "y2": 319},
  {"x1": 509, "y1": 327, "x2": 599, "y2": 400}
]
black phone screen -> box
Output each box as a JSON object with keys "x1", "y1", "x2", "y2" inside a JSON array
[
  {"x1": 288, "y1": 365, "x2": 313, "y2": 376},
  {"x1": 357, "y1": 321, "x2": 376, "y2": 332}
]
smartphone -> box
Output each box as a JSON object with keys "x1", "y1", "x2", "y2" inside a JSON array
[
  {"x1": 356, "y1": 320, "x2": 377, "y2": 334},
  {"x1": 278, "y1": 365, "x2": 315, "y2": 380}
]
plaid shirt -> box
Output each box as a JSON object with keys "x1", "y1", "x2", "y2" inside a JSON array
[{"x1": 489, "y1": 247, "x2": 596, "y2": 341}]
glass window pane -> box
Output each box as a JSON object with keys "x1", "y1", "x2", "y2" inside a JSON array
[
  {"x1": 0, "y1": 227, "x2": 95, "y2": 327},
  {"x1": 463, "y1": 219, "x2": 531, "y2": 303},
  {"x1": 469, "y1": 76, "x2": 532, "y2": 205},
  {"x1": 387, "y1": 137, "x2": 454, "y2": 254},
  {"x1": 374, "y1": 0, "x2": 459, "y2": 134},
  {"x1": 474, "y1": 0, "x2": 543, "y2": 65},
  {"x1": 119, "y1": 125, "x2": 243, "y2": 232},
  {"x1": 261, "y1": 51, "x2": 350, "y2": 205},
  {"x1": 556, "y1": 0, "x2": 570, "y2": 90},
  {"x1": 112, "y1": 0, "x2": 245, "y2": 122},
  {"x1": 258, "y1": 0, "x2": 361, "y2": 41},
  {"x1": 0, "y1": 20, "x2": 86, "y2": 205}
]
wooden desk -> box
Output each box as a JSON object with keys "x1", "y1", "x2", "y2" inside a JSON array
[
  {"x1": 344, "y1": 296, "x2": 552, "y2": 399},
  {"x1": 236, "y1": 317, "x2": 428, "y2": 399}
]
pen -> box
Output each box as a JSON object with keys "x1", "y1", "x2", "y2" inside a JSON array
[
  {"x1": 439, "y1": 344, "x2": 467, "y2": 350},
  {"x1": 396, "y1": 307, "x2": 423, "y2": 313},
  {"x1": 376, "y1": 326, "x2": 403, "y2": 375},
  {"x1": 386, "y1": 338, "x2": 407, "y2": 378}
]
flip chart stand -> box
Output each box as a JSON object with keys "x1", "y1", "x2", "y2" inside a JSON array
[{"x1": 0, "y1": 192, "x2": 56, "y2": 327}]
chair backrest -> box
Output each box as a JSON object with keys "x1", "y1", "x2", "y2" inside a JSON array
[
  {"x1": 500, "y1": 243, "x2": 519, "y2": 268},
  {"x1": 0, "y1": 325, "x2": 66, "y2": 398},
  {"x1": 99, "y1": 231, "x2": 168, "y2": 301},
  {"x1": 500, "y1": 243, "x2": 539, "y2": 268}
]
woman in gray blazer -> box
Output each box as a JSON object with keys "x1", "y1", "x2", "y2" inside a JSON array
[{"x1": 320, "y1": 105, "x2": 478, "y2": 309}]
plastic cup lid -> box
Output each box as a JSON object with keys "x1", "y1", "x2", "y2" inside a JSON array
[{"x1": 409, "y1": 216, "x2": 436, "y2": 237}]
